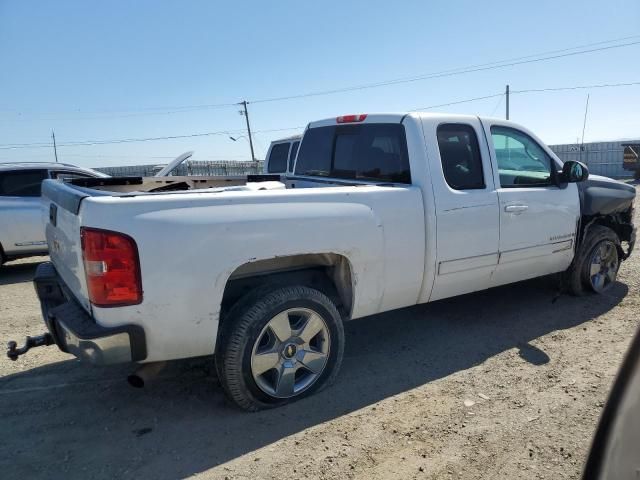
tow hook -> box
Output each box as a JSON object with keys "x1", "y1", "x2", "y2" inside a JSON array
[{"x1": 7, "y1": 333, "x2": 54, "y2": 361}]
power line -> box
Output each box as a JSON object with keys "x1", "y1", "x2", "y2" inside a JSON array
[
  {"x1": 411, "y1": 80, "x2": 640, "y2": 112},
  {"x1": 489, "y1": 95, "x2": 504, "y2": 117},
  {"x1": 411, "y1": 93, "x2": 504, "y2": 111},
  {"x1": 0, "y1": 126, "x2": 304, "y2": 150},
  {"x1": 1, "y1": 80, "x2": 638, "y2": 151},
  {"x1": 69, "y1": 153, "x2": 246, "y2": 159},
  {"x1": 4, "y1": 35, "x2": 640, "y2": 119},
  {"x1": 511, "y1": 81, "x2": 640, "y2": 94},
  {"x1": 4, "y1": 101, "x2": 239, "y2": 119},
  {"x1": 0, "y1": 130, "x2": 240, "y2": 149},
  {"x1": 247, "y1": 39, "x2": 640, "y2": 104},
  {"x1": 0, "y1": 153, "x2": 248, "y2": 159}
]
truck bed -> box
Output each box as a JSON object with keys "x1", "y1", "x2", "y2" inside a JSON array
[
  {"x1": 67, "y1": 174, "x2": 282, "y2": 194},
  {"x1": 41, "y1": 175, "x2": 427, "y2": 363}
]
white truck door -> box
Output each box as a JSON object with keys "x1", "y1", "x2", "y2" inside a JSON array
[
  {"x1": 481, "y1": 120, "x2": 581, "y2": 286},
  {"x1": 421, "y1": 117, "x2": 500, "y2": 301},
  {"x1": 0, "y1": 169, "x2": 49, "y2": 254}
]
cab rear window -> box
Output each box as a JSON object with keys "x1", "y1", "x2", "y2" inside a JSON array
[
  {"x1": 0, "y1": 169, "x2": 48, "y2": 197},
  {"x1": 295, "y1": 123, "x2": 411, "y2": 183},
  {"x1": 267, "y1": 143, "x2": 290, "y2": 173}
]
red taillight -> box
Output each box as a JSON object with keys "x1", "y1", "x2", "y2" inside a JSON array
[
  {"x1": 81, "y1": 227, "x2": 142, "y2": 307},
  {"x1": 336, "y1": 114, "x2": 367, "y2": 124}
]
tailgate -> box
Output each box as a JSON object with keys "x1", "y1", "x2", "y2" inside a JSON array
[{"x1": 42, "y1": 179, "x2": 95, "y2": 312}]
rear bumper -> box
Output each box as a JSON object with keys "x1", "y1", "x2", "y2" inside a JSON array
[{"x1": 33, "y1": 262, "x2": 147, "y2": 364}]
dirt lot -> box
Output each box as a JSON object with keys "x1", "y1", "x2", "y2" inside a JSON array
[{"x1": 1, "y1": 197, "x2": 638, "y2": 479}]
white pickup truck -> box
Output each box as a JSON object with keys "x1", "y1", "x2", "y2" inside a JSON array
[
  {"x1": 9, "y1": 112, "x2": 636, "y2": 410},
  {"x1": 263, "y1": 135, "x2": 301, "y2": 175}
]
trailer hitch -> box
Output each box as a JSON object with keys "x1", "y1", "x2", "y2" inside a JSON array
[{"x1": 7, "y1": 333, "x2": 54, "y2": 361}]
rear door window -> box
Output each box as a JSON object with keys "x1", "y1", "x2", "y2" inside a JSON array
[
  {"x1": 267, "y1": 143, "x2": 290, "y2": 173},
  {"x1": 0, "y1": 169, "x2": 49, "y2": 197},
  {"x1": 295, "y1": 123, "x2": 410, "y2": 183},
  {"x1": 436, "y1": 124, "x2": 485, "y2": 190}
]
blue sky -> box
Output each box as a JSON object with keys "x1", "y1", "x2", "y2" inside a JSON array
[{"x1": 1, "y1": 0, "x2": 639, "y2": 167}]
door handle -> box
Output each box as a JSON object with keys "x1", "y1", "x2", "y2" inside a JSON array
[{"x1": 504, "y1": 205, "x2": 528, "y2": 214}]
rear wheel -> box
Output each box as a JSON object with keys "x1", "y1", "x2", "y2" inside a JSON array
[
  {"x1": 565, "y1": 225, "x2": 621, "y2": 295},
  {"x1": 216, "y1": 285, "x2": 345, "y2": 411}
]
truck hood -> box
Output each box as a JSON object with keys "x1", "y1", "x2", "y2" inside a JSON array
[{"x1": 578, "y1": 174, "x2": 636, "y2": 216}]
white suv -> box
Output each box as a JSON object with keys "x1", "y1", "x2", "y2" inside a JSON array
[{"x1": 0, "y1": 162, "x2": 106, "y2": 266}]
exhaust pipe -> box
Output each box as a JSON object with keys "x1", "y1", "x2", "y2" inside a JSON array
[{"x1": 127, "y1": 362, "x2": 166, "y2": 388}]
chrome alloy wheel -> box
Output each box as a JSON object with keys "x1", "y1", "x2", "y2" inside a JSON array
[
  {"x1": 589, "y1": 240, "x2": 619, "y2": 293},
  {"x1": 250, "y1": 308, "x2": 331, "y2": 398}
]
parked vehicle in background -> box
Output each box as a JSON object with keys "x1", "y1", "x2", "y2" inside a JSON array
[
  {"x1": 11, "y1": 113, "x2": 636, "y2": 411},
  {"x1": 622, "y1": 143, "x2": 640, "y2": 179},
  {"x1": 264, "y1": 135, "x2": 301, "y2": 174},
  {"x1": 0, "y1": 162, "x2": 106, "y2": 266}
]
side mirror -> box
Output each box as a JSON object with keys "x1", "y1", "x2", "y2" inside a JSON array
[{"x1": 560, "y1": 160, "x2": 589, "y2": 183}]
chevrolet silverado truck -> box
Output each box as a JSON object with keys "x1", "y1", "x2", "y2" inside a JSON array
[{"x1": 8, "y1": 113, "x2": 636, "y2": 411}]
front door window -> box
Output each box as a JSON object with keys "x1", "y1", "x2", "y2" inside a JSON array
[{"x1": 491, "y1": 127, "x2": 554, "y2": 188}]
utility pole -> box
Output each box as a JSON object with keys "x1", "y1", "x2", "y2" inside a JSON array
[
  {"x1": 580, "y1": 94, "x2": 590, "y2": 164},
  {"x1": 239, "y1": 101, "x2": 256, "y2": 161},
  {"x1": 581, "y1": 94, "x2": 590, "y2": 146},
  {"x1": 505, "y1": 84, "x2": 510, "y2": 120},
  {"x1": 51, "y1": 130, "x2": 59, "y2": 163}
]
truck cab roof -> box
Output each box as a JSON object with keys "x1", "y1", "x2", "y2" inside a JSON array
[{"x1": 307, "y1": 112, "x2": 504, "y2": 129}]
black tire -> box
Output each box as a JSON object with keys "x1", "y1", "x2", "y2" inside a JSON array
[
  {"x1": 216, "y1": 285, "x2": 345, "y2": 411},
  {"x1": 564, "y1": 225, "x2": 621, "y2": 296}
]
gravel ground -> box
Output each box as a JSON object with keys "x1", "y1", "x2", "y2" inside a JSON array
[{"x1": 1, "y1": 194, "x2": 638, "y2": 480}]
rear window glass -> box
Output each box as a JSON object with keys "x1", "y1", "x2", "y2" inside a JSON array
[
  {"x1": 0, "y1": 169, "x2": 48, "y2": 197},
  {"x1": 436, "y1": 124, "x2": 485, "y2": 190},
  {"x1": 288, "y1": 141, "x2": 299, "y2": 171},
  {"x1": 267, "y1": 143, "x2": 290, "y2": 173},
  {"x1": 295, "y1": 123, "x2": 411, "y2": 183}
]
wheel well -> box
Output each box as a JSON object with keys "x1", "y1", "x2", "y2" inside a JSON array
[
  {"x1": 580, "y1": 213, "x2": 634, "y2": 258},
  {"x1": 220, "y1": 253, "x2": 354, "y2": 321}
]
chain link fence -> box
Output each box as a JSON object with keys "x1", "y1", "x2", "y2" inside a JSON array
[
  {"x1": 95, "y1": 143, "x2": 639, "y2": 181},
  {"x1": 95, "y1": 160, "x2": 264, "y2": 177}
]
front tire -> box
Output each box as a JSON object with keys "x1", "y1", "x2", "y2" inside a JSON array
[
  {"x1": 565, "y1": 225, "x2": 621, "y2": 295},
  {"x1": 216, "y1": 285, "x2": 345, "y2": 411}
]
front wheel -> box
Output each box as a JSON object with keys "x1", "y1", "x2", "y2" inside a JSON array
[
  {"x1": 565, "y1": 225, "x2": 621, "y2": 295},
  {"x1": 216, "y1": 285, "x2": 345, "y2": 411},
  {"x1": 586, "y1": 238, "x2": 619, "y2": 293}
]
